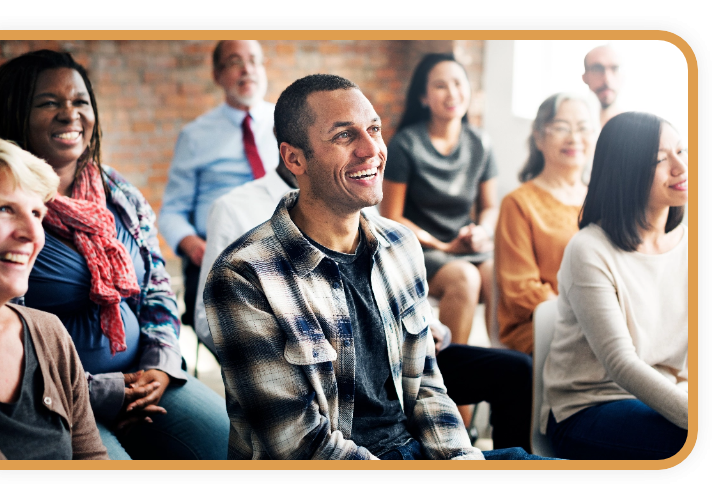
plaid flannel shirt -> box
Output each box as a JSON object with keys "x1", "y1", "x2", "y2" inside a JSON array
[{"x1": 204, "y1": 191, "x2": 483, "y2": 460}]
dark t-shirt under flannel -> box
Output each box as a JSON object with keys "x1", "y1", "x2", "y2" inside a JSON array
[{"x1": 306, "y1": 230, "x2": 413, "y2": 456}]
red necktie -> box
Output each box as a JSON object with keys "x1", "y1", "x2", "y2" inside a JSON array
[{"x1": 242, "y1": 113, "x2": 266, "y2": 179}]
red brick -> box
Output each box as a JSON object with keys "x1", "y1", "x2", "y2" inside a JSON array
[
  {"x1": 153, "y1": 82, "x2": 179, "y2": 95},
  {"x1": 143, "y1": 71, "x2": 167, "y2": 83},
  {"x1": 275, "y1": 43, "x2": 296, "y2": 56},
  {"x1": 319, "y1": 44, "x2": 340, "y2": 55},
  {"x1": 131, "y1": 121, "x2": 156, "y2": 133}
]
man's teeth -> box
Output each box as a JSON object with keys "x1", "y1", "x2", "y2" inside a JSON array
[
  {"x1": 54, "y1": 132, "x2": 81, "y2": 140},
  {"x1": 348, "y1": 167, "x2": 378, "y2": 179},
  {"x1": 1, "y1": 253, "x2": 29, "y2": 264}
]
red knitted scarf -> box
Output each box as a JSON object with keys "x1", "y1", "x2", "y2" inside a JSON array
[{"x1": 43, "y1": 164, "x2": 140, "y2": 355}]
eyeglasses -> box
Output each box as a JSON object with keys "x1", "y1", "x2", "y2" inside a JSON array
[
  {"x1": 546, "y1": 124, "x2": 593, "y2": 138},
  {"x1": 219, "y1": 58, "x2": 264, "y2": 70},
  {"x1": 585, "y1": 64, "x2": 620, "y2": 75}
]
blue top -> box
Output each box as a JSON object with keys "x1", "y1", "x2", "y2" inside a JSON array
[
  {"x1": 158, "y1": 101, "x2": 279, "y2": 254},
  {"x1": 25, "y1": 200, "x2": 146, "y2": 374}
]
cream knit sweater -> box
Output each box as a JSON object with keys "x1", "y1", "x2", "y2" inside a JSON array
[{"x1": 541, "y1": 224, "x2": 688, "y2": 433}]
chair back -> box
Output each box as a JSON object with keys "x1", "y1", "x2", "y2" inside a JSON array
[
  {"x1": 531, "y1": 299, "x2": 558, "y2": 457},
  {"x1": 488, "y1": 255, "x2": 506, "y2": 348}
]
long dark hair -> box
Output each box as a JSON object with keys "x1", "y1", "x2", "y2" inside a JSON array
[
  {"x1": 579, "y1": 111, "x2": 685, "y2": 251},
  {"x1": 397, "y1": 53, "x2": 469, "y2": 133},
  {"x1": 0, "y1": 50, "x2": 102, "y2": 175}
]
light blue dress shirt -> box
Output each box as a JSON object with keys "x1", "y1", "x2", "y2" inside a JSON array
[{"x1": 159, "y1": 101, "x2": 278, "y2": 254}]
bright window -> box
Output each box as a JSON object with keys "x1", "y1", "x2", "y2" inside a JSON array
[{"x1": 512, "y1": 40, "x2": 689, "y2": 138}]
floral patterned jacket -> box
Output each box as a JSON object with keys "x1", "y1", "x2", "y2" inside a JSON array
[{"x1": 83, "y1": 166, "x2": 186, "y2": 419}]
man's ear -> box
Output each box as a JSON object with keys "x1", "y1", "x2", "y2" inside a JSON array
[{"x1": 280, "y1": 142, "x2": 307, "y2": 176}]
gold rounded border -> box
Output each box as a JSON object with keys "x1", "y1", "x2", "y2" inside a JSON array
[{"x1": 0, "y1": 29, "x2": 698, "y2": 472}]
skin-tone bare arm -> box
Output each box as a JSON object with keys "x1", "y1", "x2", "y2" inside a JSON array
[
  {"x1": 460, "y1": 178, "x2": 498, "y2": 253},
  {"x1": 477, "y1": 178, "x2": 499, "y2": 229},
  {"x1": 178, "y1": 234, "x2": 206, "y2": 267},
  {"x1": 380, "y1": 179, "x2": 496, "y2": 254}
]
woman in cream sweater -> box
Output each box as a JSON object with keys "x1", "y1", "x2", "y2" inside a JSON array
[{"x1": 542, "y1": 112, "x2": 688, "y2": 460}]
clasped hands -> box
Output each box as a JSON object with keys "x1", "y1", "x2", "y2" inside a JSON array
[
  {"x1": 444, "y1": 223, "x2": 494, "y2": 255},
  {"x1": 115, "y1": 369, "x2": 170, "y2": 431}
]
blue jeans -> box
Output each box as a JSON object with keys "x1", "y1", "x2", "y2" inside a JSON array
[
  {"x1": 547, "y1": 400, "x2": 688, "y2": 460},
  {"x1": 378, "y1": 439, "x2": 557, "y2": 460},
  {"x1": 97, "y1": 374, "x2": 229, "y2": 460}
]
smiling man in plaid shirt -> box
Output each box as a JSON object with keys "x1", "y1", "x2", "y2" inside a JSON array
[{"x1": 204, "y1": 74, "x2": 550, "y2": 460}]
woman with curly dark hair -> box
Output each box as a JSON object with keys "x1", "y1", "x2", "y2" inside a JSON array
[{"x1": 0, "y1": 50, "x2": 228, "y2": 460}]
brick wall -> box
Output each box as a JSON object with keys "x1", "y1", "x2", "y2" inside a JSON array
[{"x1": 0, "y1": 39, "x2": 486, "y2": 268}]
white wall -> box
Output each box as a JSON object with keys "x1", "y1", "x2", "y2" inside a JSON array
[{"x1": 483, "y1": 40, "x2": 532, "y2": 201}]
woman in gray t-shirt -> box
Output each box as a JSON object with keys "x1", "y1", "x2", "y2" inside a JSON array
[{"x1": 380, "y1": 53, "x2": 498, "y2": 345}]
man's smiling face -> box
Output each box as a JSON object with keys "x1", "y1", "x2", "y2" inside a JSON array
[{"x1": 298, "y1": 88, "x2": 387, "y2": 214}]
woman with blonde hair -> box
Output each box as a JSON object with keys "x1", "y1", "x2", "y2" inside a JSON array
[{"x1": 0, "y1": 138, "x2": 108, "y2": 459}]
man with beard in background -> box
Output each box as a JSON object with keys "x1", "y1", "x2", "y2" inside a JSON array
[
  {"x1": 582, "y1": 44, "x2": 624, "y2": 127},
  {"x1": 160, "y1": 40, "x2": 278, "y2": 329}
]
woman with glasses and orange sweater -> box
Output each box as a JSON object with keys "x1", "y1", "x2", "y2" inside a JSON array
[{"x1": 494, "y1": 93, "x2": 595, "y2": 355}]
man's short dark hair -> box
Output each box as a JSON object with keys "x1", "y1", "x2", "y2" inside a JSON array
[
  {"x1": 580, "y1": 111, "x2": 684, "y2": 251},
  {"x1": 274, "y1": 74, "x2": 358, "y2": 158}
]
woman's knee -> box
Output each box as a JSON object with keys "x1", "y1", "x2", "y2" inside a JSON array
[
  {"x1": 478, "y1": 260, "x2": 494, "y2": 295},
  {"x1": 435, "y1": 261, "x2": 482, "y2": 300}
]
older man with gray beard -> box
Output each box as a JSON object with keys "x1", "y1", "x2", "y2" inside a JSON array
[{"x1": 160, "y1": 40, "x2": 278, "y2": 329}]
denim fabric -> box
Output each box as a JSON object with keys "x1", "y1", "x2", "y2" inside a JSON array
[
  {"x1": 378, "y1": 439, "x2": 427, "y2": 460},
  {"x1": 547, "y1": 400, "x2": 688, "y2": 460},
  {"x1": 97, "y1": 375, "x2": 229, "y2": 460},
  {"x1": 378, "y1": 439, "x2": 557, "y2": 460}
]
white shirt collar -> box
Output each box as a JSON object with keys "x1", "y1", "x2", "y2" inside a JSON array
[{"x1": 221, "y1": 100, "x2": 267, "y2": 126}]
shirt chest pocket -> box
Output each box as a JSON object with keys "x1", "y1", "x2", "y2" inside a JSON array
[
  {"x1": 400, "y1": 302, "x2": 431, "y2": 340},
  {"x1": 283, "y1": 337, "x2": 338, "y2": 366}
]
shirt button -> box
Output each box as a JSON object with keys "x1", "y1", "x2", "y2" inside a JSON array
[
  {"x1": 344, "y1": 339, "x2": 351, "y2": 346},
  {"x1": 332, "y1": 282, "x2": 340, "y2": 289},
  {"x1": 43, "y1": 397, "x2": 52, "y2": 406}
]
